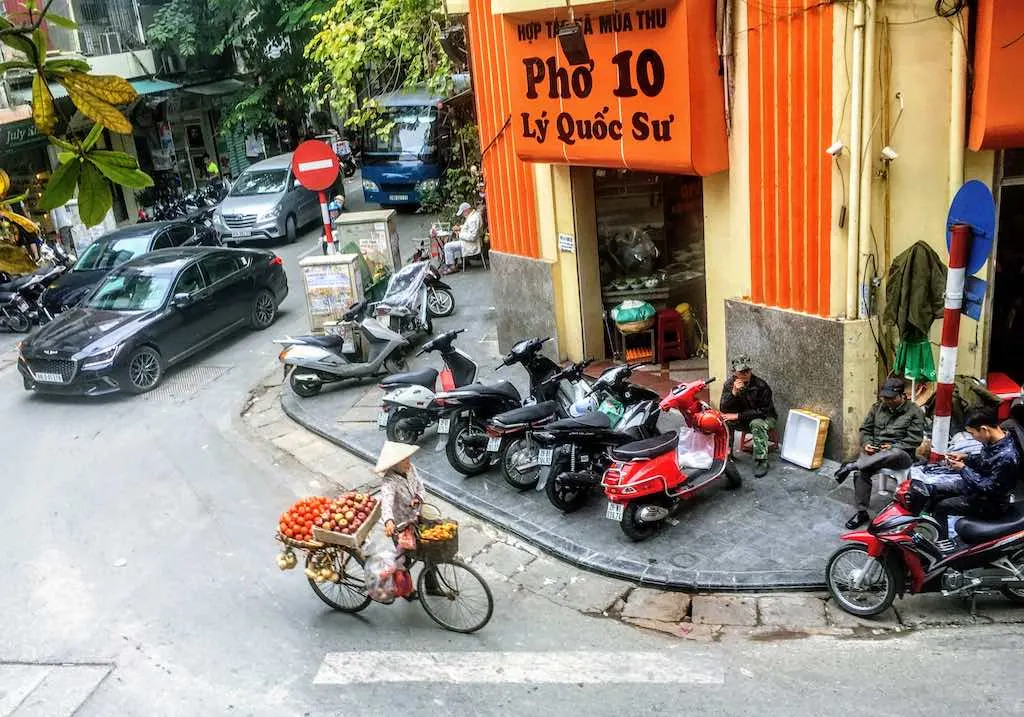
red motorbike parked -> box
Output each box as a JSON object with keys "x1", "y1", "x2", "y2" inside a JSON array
[
  {"x1": 826, "y1": 479, "x2": 1024, "y2": 617},
  {"x1": 602, "y1": 377, "x2": 741, "y2": 541}
]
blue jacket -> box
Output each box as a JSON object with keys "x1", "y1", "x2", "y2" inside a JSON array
[{"x1": 961, "y1": 434, "x2": 1020, "y2": 504}]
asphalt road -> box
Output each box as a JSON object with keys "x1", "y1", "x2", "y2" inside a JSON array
[{"x1": 1, "y1": 184, "x2": 1023, "y2": 715}]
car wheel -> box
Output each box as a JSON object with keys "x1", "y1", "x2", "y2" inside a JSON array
[
  {"x1": 124, "y1": 346, "x2": 163, "y2": 394},
  {"x1": 285, "y1": 214, "x2": 298, "y2": 244},
  {"x1": 250, "y1": 289, "x2": 278, "y2": 329}
]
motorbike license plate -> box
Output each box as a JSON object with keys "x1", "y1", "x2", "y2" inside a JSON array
[
  {"x1": 232, "y1": 230, "x2": 252, "y2": 238},
  {"x1": 34, "y1": 372, "x2": 63, "y2": 383},
  {"x1": 538, "y1": 448, "x2": 554, "y2": 466},
  {"x1": 438, "y1": 418, "x2": 451, "y2": 434},
  {"x1": 486, "y1": 436, "x2": 501, "y2": 452},
  {"x1": 377, "y1": 411, "x2": 388, "y2": 428},
  {"x1": 389, "y1": 194, "x2": 410, "y2": 202},
  {"x1": 605, "y1": 502, "x2": 624, "y2": 521}
]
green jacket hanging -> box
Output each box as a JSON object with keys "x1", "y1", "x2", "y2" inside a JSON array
[{"x1": 883, "y1": 241, "x2": 947, "y2": 340}]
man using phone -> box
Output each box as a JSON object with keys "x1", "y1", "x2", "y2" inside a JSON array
[
  {"x1": 835, "y1": 377, "x2": 925, "y2": 528},
  {"x1": 720, "y1": 355, "x2": 777, "y2": 477}
]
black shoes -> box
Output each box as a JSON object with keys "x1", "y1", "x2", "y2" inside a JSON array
[
  {"x1": 845, "y1": 511, "x2": 869, "y2": 529},
  {"x1": 834, "y1": 462, "x2": 856, "y2": 485},
  {"x1": 754, "y1": 460, "x2": 769, "y2": 478}
]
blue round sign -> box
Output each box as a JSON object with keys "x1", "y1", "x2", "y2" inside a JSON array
[{"x1": 946, "y1": 179, "x2": 995, "y2": 275}]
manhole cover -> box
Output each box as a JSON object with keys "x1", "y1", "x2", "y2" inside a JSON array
[{"x1": 142, "y1": 364, "x2": 232, "y2": 403}]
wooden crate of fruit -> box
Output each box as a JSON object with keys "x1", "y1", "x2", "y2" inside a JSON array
[{"x1": 312, "y1": 496, "x2": 381, "y2": 549}]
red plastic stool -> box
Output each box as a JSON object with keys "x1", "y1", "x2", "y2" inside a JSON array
[
  {"x1": 987, "y1": 372, "x2": 1022, "y2": 422},
  {"x1": 655, "y1": 308, "x2": 687, "y2": 363},
  {"x1": 739, "y1": 429, "x2": 780, "y2": 454}
]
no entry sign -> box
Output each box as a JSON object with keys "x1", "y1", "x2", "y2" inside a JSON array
[{"x1": 291, "y1": 140, "x2": 339, "y2": 191}]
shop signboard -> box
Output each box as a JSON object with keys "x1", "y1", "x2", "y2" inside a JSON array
[
  {"x1": 0, "y1": 119, "x2": 44, "y2": 152},
  {"x1": 503, "y1": 1, "x2": 727, "y2": 175}
]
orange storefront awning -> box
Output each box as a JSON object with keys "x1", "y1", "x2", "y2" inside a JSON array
[
  {"x1": 969, "y1": 0, "x2": 1024, "y2": 150},
  {"x1": 501, "y1": 0, "x2": 728, "y2": 175}
]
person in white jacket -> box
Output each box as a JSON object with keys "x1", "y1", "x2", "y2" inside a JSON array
[{"x1": 443, "y1": 202, "x2": 482, "y2": 272}]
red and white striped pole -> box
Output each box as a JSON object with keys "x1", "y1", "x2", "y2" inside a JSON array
[
  {"x1": 319, "y1": 190, "x2": 335, "y2": 255},
  {"x1": 930, "y1": 222, "x2": 972, "y2": 461}
]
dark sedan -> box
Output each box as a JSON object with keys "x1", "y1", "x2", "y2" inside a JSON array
[
  {"x1": 19, "y1": 247, "x2": 288, "y2": 396},
  {"x1": 42, "y1": 221, "x2": 219, "y2": 314}
]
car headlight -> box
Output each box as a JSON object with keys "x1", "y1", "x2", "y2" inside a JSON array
[
  {"x1": 82, "y1": 344, "x2": 122, "y2": 370},
  {"x1": 362, "y1": 179, "x2": 380, "y2": 193},
  {"x1": 257, "y1": 206, "x2": 281, "y2": 222},
  {"x1": 416, "y1": 178, "x2": 440, "y2": 193}
]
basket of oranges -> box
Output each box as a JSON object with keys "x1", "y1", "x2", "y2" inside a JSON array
[{"x1": 415, "y1": 517, "x2": 459, "y2": 562}]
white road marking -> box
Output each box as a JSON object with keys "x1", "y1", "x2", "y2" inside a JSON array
[
  {"x1": 298, "y1": 159, "x2": 335, "y2": 172},
  {"x1": 313, "y1": 651, "x2": 724, "y2": 685},
  {"x1": 299, "y1": 244, "x2": 324, "y2": 259}
]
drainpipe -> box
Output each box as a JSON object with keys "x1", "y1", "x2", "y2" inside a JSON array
[
  {"x1": 856, "y1": 0, "x2": 877, "y2": 319},
  {"x1": 845, "y1": 0, "x2": 867, "y2": 319},
  {"x1": 948, "y1": 11, "x2": 968, "y2": 203}
]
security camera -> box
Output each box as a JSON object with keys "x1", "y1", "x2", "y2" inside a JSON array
[
  {"x1": 880, "y1": 145, "x2": 899, "y2": 161},
  {"x1": 826, "y1": 140, "x2": 844, "y2": 157}
]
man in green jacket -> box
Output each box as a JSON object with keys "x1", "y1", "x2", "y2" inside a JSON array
[{"x1": 835, "y1": 377, "x2": 925, "y2": 528}]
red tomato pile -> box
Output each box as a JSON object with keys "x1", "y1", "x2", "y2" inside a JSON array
[
  {"x1": 318, "y1": 493, "x2": 377, "y2": 535},
  {"x1": 278, "y1": 496, "x2": 331, "y2": 542}
]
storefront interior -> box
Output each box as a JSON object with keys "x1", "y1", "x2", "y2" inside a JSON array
[{"x1": 989, "y1": 149, "x2": 1024, "y2": 385}]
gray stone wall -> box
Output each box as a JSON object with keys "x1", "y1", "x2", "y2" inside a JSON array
[
  {"x1": 724, "y1": 300, "x2": 852, "y2": 459},
  {"x1": 490, "y1": 251, "x2": 561, "y2": 359}
]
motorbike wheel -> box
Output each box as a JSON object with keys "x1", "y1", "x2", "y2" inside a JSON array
[
  {"x1": 1000, "y1": 549, "x2": 1024, "y2": 603},
  {"x1": 724, "y1": 459, "x2": 743, "y2": 490},
  {"x1": 383, "y1": 353, "x2": 407, "y2": 374},
  {"x1": 501, "y1": 437, "x2": 541, "y2": 490},
  {"x1": 620, "y1": 499, "x2": 669, "y2": 542},
  {"x1": 289, "y1": 370, "x2": 323, "y2": 397},
  {"x1": 545, "y1": 471, "x2": 589, "y2": 513},
  {"x1": 446, "y1": 419, "x2": 492, "y2": 476},
  {"x1": 386, "y1": 408, "x2": 424, "y2": 444},
  {"x1": 826, "y1": 544, "x2": 897, "y2": 617},
  {"x1": 2, "y1": 311, "x2": 30, "y2": 333},
  {"x1": 426, "y1": 286, "x2": 455, "y2": 318}
]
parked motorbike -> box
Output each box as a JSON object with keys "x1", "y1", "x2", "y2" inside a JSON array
[
  {"x1": 826, "y1": 477, "x2": 1024, "y2": 617},
  {"x1": 435, "y1": 337, "x2": 567, "y2": 476},
  {"x1": 372, "y1": 261, "x2": 435, "y2": 339},
  {"x1": 491, "y1": 362, "x2": 660, "y2": 490},
  {"x1": 601, "y1": 377, "x2": 742, "y2": 540},
  {"x1": 341, "y1": 153, "x2": 358, "y2": 178},
  {"x1": 377, "y1": 328, "x2": 478, "y2": 443},
  {"x1": 0, "y1": 244, "x2": 74, "y2": 331},
  {"x1": 275, "y1": 300, "x2": 410, "y2": 397},
  {"x1": 424, "y1": 265, "x2": 455, "y2": 319}
]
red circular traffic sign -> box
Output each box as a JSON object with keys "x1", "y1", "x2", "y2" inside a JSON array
[{"x1": 291, "y1": 140, "x2": 339, "y2": 192}]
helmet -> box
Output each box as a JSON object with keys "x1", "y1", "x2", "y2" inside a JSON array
[
  {"x1": 695, "y1": 411, "x2": 723, "y2": 433},
  {"x1": 569, "y1": 396, "x2": 598, "y2": 418}
]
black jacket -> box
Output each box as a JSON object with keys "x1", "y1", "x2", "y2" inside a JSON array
[
  {"x1": 720, "y1": 374, "x2": 777, "y2": 423},
  {"x1": 961, "y1": 434, "x2": 1020, "y2": 505}
]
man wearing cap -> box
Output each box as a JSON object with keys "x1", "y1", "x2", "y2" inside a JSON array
[
  {"x1": 442, "y1": 201, "x2": 483, "y2": 273},
  {"x1": 835, "y1": 377, "x2": 925, "y2": 528},
  {"x1": 720, "y1": 355, "x2": 778, "y2": 477}
]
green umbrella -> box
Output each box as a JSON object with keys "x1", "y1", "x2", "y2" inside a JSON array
[{"x1": 893, "y1": 335, "x2": 936, "y2": 382}]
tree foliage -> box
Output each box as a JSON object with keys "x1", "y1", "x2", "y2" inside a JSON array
[{"x1": 146, "y1": 0, "x2": 231, "y2": 60}]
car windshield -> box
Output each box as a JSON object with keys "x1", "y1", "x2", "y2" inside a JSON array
[
  {"x1": 365, "y1": 106, "x2": 437, "y2": 161},
  {"x1": 74, "y1": 236, "x2": 151, "y2": 271},
  {"x1": 229, "y1": 169, "x2": 289, "y2": 196},
  {"x1": 85, "y1": 266, "x2": 174, "y2": 312}
]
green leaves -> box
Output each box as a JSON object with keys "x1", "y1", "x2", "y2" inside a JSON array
[
  {"x1": 39, "y1": 157, "x2": 82, "y2": 210},
  {"x1": 77, "y1": 161, "x2": 112, "y2": 227},
  {"x1": 45, "y1": 13, "x2": 78, "y2": 30},
  {"x1": 58, "y1": 72, "x2": 138, "y2": 134},
  {"x1": 89, "y1": 151, "x2": 153, "y2": 189}
]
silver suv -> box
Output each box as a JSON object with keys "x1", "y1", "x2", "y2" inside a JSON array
[{"x1": 213, "y1": 153, "x2": 321, "y2": 244}]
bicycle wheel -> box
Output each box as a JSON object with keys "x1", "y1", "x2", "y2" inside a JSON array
[
  {"x1": 306, "y1": 547, "x2": 372, "y2": 613},
  {"x1": 418, "y1": 559, "x2": 494, "y2": 633}
]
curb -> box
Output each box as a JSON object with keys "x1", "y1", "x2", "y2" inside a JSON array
[{"x1": 281, "y1": 391, "x2": 828, "y2": 592}]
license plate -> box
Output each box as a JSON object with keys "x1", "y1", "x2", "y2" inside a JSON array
[
  {"x1": 486, "y1": 436, "x2": 501, "y2": 452},
  {"x1": 34, "y1": 372, "x2": 63, "y2": 383},
  {"x1": 389, "y1": 194, "x2": 410, "y2": 202},
  {"x1": 377, "y1": 411, "x2": 388, "y2": 428},
  {"x1": 438, "y1": 418, "x2": 451, "y2": 434},
  {"x1": 538, "y1": 448, "x2": 553, "y2": 466},
  {"x1": 606, "y1": 502, "x2": 624, "y2": 521},
  {"x1": 232, "y1": 230, "x2": 252, "y2": 238},
  {"x1": 16, "y1": 298, "x2": 29, "y2": 311}
]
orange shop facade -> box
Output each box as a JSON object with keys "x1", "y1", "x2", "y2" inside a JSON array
[{"x1": 463, "y1": 0, "x2": 1021, "y2": 457}]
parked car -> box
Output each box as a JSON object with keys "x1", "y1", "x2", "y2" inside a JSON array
[
  {"x1": 213, "y1": 153, "x2": 321, "y2": 244},
  {"x1": 41, "y1": 221, "x2": 219, "y2": 315},
  {"x1": 19, "y1": 247, "x2": 288, "y2": 396}
]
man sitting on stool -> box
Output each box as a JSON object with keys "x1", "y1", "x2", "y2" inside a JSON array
[
  {"x1": 836, "y1": 377, "x2": 925, "y2": 529},
  {"x1": 442, "y1": 202, "x2": 482, "y2": 273},
  {"x1": 720, "y1": 355, "x2": 777, "y2": 478}
]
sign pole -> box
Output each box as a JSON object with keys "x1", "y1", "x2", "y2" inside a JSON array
[
  {"x1": 319, "y1": 190, "x2": 335, "y2": 255},
  {"x1": 930, "y1": 222, "x2": 971, "y2": 461}
]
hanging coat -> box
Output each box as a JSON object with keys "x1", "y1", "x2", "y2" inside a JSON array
[{"x1": 883, "y1": 241, "x2": 947, "y2": 341}]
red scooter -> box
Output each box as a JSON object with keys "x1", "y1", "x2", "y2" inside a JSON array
[
  {"x1": 602, "y1": 377, "x2": 741, "y2": 541},
  {"x1": 826, "y1": 478, "x2": 1024, "y2": 617}
]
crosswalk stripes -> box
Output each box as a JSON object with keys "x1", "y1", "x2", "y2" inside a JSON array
[
  {"x1": 313, "y1": 651, "x2": 724, "y2": 685},
  {"x1": 0, "y1": 662, "x2": 113, "y2": 717}
]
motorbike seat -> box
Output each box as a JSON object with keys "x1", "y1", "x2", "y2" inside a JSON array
[
  {"x1": 303, "y1": 334, "x2": 346, "y2": 349},
  {"x1": 474, "y1": 381, "x2": 521, "y2": 400},
  {"x1": 380, "y1": 367, "x2": 438, "y2": 389},
  {"x1": 493, "y1": 401, "x2": 558, "y2": 426},
  {"x1": 611, "y1": 431, "x2": 679, "y2": 461},
  {"x1": 547, "y1": 412, "x2": 612, "y2": 431},
  {"x1": 955, "y1": 505, "x2": 1024, "y2": 545},
  {"x1": 0, "y1": 274, "x2": 33, "y2": 293}
]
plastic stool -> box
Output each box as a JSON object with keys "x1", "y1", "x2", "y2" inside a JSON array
[
  {"x1": 738, "y1": 429, "x2": 780, "y2": 454},
  {"x1": 655, "y1": 308, "x2": 687, "y2": 363}
]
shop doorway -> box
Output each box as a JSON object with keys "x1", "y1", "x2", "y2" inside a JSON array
[
  {"x1": 988, "y1": 149, "x2": 1024, "y2": 385},
  {"x1": 590, "y1": 169, "x2": 708, "y2": 363}
]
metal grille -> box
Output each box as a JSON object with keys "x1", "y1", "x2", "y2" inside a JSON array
[
  {"x1": 224, "y1": 214, "x2": 257, "y2": 229},
  {"x1": 74, "y1": 0, "x2": 144, "y2": 55},
  {"x1": 29, "y1": 359, "x2": 77, "y2": 382}
]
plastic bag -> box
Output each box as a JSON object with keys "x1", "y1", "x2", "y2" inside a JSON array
[
  {"x1": 365, "y1": 547, "x2": 412, "y2": 602},
  {"x1": 397, "y1": 525, "x2": 417, "y2": 552},
  {"x1": 676, "y1": 427, "x2": 714, "y2": 469},
  {"x1": 611, "y1": 300, "x2": 655, "y2": 325}
]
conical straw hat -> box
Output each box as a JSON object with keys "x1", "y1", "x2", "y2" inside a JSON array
[{"x1": 374, "y1": 440, "x2": 420, "y2": 474}]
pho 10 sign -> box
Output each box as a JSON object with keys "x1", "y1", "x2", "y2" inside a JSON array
[{"x1": 292, "y1": 140, "x2": 340, "y2": 252}]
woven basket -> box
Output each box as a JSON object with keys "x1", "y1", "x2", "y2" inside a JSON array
[
  {"x1": 617, "y1": 318, "x2": 654, "y2": 333},
  {"x1": 415, "y1": 518, "x2": 459, "y2": 562}
]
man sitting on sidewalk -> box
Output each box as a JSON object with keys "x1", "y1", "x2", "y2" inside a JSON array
[
  {"x1": 442, "y1": 202, "x2": 483, "y2": 273},
  {"x1": 720, "y1": 355, "x2": 777, "y2": 478},
  {"x1": 836, "y1": 377, "x2": 924, "y2": 528}
]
